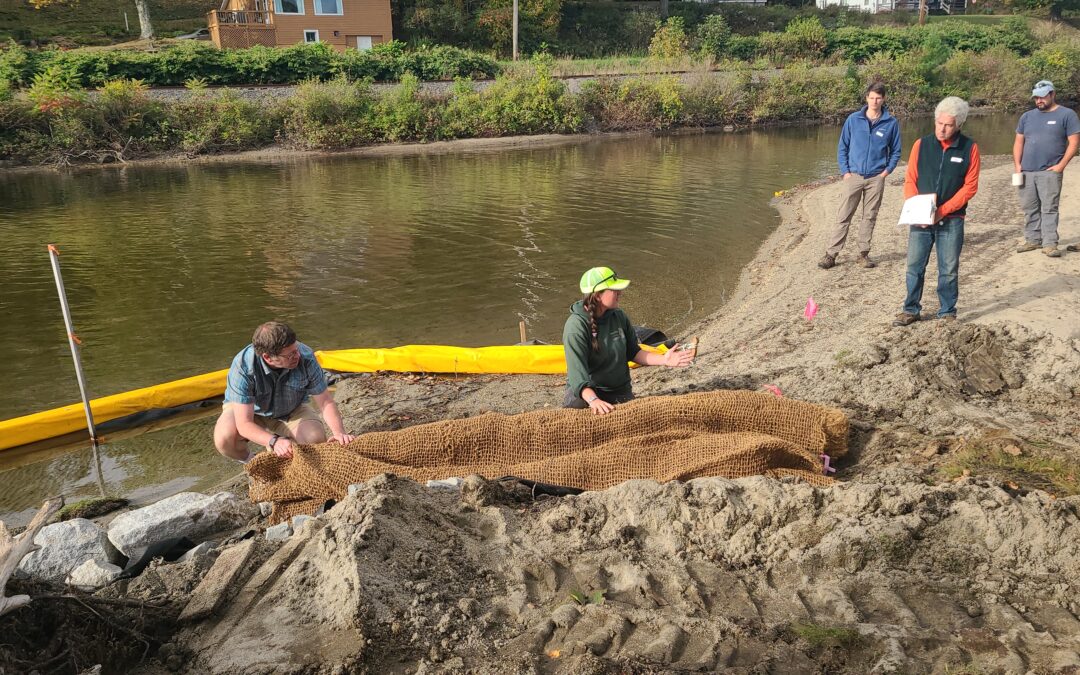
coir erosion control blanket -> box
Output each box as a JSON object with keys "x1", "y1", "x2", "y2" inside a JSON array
[{"x1": 248, "y1": 390, "x2": 849, "y2": 523}]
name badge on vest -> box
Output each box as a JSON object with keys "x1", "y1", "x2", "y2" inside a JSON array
[
  {"x1": 1048, "y1": 120, "x2": 1057, "y2": 125},
  {"x1": 876, "y1": 130, "x2": 884, "y2": 137},
  {"x1": 950, "y1": 157, "x2": 963, "y2": 163}
]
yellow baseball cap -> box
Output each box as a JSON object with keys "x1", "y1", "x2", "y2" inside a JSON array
[{"x1": 579, "y1": 266, "x2": 631, "y2": 294}]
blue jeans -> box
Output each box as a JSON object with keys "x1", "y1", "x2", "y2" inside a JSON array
[{"x1": 903, "y1": 217, "x2": 964, "y2": 318}]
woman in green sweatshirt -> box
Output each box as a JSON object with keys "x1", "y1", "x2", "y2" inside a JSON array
[{"x1": 562, "y1": 266, "x2": 694, "y2": 414}]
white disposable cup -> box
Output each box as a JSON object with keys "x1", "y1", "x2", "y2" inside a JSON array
[{"x1": 1012, "y1": 172, "x2": 1025, "y2": 187}]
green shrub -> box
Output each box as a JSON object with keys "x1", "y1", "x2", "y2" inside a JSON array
[
  {"x1": 649, "y1": 17, "x2": 689, "y2": 60},
  {"x1": 91, "y1": 78, "x2": 173, "y2": 152},
  {"x1": 6, "y1": 41, "x2": 500, "y2": 89},
  {"x1": 0, "y1": 41, "x2": 36, "y2": 87},
  {"x1": 939, "y1": 46, "x2": 1031, "y2": 109},
  {"x1": 372, "y1": 73, "x2": 436, "y2": 141},
  {"x1": 751, "y1": 60, "x2": 856, "y2": 121},
  {"x1": 695, "y1": 15, "x2": 732, "y2": 59},
  {"x1": 278, "y1": 77, "x2": 375, "y2": 149},
  {"x1": 682, "y1": 68, "x2": 752, "y2": 125},
  {"x1": 863, "y1": 50, "x2": 936, "y2": 114},
  {"x1": 439, "y1": 77, "x2": 487, "y2": 137},
  {"x1": 759, "y1": 17, "x2": 828, "y2": 63},
  {"x1": 171, "y1": 90, "x2": 272, "y2": 154},
  {"x1": 579, "y1": 76, "x2": 683, "y2": 130},
  {"x1": 1026, "y1": 40, "x2": 1080, "y2": 94},
  {"x1": 990, "y1": 16, "x2": 1036, "y2": 56},
  {"x1": 473, "y1": 55, "x2": 581, "y2": 135},
  {"x1": 26, "y1": 63, "x2": 83, "y2": 110},
  {"x1": 828, "y1": 26, "x2": 913, "y2": 62},
  {"x1": 725, "y1": 35, "x2": 761, "y2": 61},
  {"x1": 783, "y1": 16, "x2": 828, "y2": 58}
]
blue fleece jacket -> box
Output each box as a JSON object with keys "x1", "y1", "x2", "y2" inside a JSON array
[{"x1": 837, "y1": 106, "x2": 901, "y2": 178}]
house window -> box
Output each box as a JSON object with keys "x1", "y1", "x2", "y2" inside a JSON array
[
  {"x1": 274, "y1": 0, "x2": 303, "y2": 14},
  {"x1": 304, "y1": 29, "x2": 320, "y2": 43},
  {"x1": 356, "y1": 36, "x2": 373, "y2": 50},
  {"x1": 314, "y1": 0, "x2": 342, "y2": 15}
]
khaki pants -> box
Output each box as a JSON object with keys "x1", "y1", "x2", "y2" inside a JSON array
[
  {"x1": 222, "y1": 401, "x2": 323, "y2": 439},
  {"x1": 827, "y1": 174, "x2": 887, "y2": 256}
]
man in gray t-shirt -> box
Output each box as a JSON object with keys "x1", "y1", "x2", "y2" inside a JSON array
[{"x1": 1013, "y1": 80, "x2": 1080, "y2": 256}]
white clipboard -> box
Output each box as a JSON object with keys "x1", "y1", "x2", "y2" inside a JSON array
[{"x1": 898, "y1": 194, "x2": 937, "y2": 227}]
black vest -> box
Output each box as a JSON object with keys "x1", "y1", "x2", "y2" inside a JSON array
[{"x1": 916, "y1": 132, "x2": 975, "y2": 217}]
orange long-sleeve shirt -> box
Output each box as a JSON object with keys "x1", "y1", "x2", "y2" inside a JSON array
[{"x1": 903, "y1": 136, "x2": 981, "y2": 219}]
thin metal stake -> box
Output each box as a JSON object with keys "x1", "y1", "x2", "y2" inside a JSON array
[{"x1": 48, "y1": 244, "x2": 107, "y2": 498}]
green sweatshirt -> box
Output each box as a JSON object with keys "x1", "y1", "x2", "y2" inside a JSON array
[{"x1": 562, "y1": 300, "x2": 641, "y2": 397}]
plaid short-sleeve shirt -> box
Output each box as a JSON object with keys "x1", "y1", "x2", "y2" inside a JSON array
[{"x1": 223, "y1": 342, "x2": 328, "y2": 418}]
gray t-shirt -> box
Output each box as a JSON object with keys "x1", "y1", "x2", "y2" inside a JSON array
[{"x1": 1017, "y1": 106, "x2": 1080, "y2": 171}]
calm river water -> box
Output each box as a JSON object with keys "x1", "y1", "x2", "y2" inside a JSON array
[{"x1": 0, "y1": 114, "x2": 1018, "y2": 524}]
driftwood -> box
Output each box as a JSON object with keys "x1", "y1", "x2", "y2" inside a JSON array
[{"x1": 0, "y1": 497, "x2": 64, "y2": 617}]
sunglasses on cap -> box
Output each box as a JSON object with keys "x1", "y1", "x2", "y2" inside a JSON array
[{"x1": 593, "y1": 271, "x2": 622, "y2": 294}]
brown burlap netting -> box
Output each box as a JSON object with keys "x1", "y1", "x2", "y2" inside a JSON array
[{"x1": 247, "y1": 390, "x2": 849, "y2": 524}]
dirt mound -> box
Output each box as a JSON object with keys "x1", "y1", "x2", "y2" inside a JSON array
[{"x1": 151, "y1": 471, "x2": 1080, "y2": 674}]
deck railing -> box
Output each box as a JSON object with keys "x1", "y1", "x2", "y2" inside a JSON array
[{"x1": 208, "y1": 10, "x2": 275, "y2": 28}]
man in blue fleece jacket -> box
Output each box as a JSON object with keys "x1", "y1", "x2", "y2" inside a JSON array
[{"x1": 820, "y1": 82, "x2": 902, "y2": 270}]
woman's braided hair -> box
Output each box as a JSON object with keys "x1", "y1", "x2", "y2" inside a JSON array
[{"x1": 582, "y1": 292, "x2": 602, "y2": 353}]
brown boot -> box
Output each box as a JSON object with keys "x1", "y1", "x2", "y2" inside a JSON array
[
  {"x1": 892, "y1": 312, "x2": 919, "y2": 327},
  {"x1": 857, "y1": 251, "x2": 876, "y2": 269},
  {"x1": 818, "y1": 253, "x2": 836, "y2": 270}
]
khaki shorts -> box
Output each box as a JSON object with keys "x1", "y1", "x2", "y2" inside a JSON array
[{"x1": 222, "y1": 401, "x2": 323, "y2": 440}]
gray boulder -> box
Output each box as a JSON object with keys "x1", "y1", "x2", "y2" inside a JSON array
[
  {"x1": 67, "y1": 559, "x2": 123, "y2": 591},
  {"x1": 107, "y1": 492, "x2": 256, "y2": 557},
  {"x1": 16, "y1": 518, "x2": 123, "y2": 583}
]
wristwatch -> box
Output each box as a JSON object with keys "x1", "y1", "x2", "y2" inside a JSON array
[
  {"x1": 268, "y1": 434, "x2": 280, "y2": 449},
  {"x1": 585, "y1": 395, "x2": 599, "y2": 404}
]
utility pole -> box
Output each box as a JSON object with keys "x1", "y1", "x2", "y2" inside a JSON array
[{"x1": 509, "y1": 0, "x2": 518, "y2": 60}]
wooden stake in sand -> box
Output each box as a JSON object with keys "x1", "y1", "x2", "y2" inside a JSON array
[{"x1": 0, "y1": 498, "x2": 63, "y2": 617}]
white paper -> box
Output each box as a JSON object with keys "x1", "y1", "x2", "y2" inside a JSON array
[{"x1": 898, "y1": 193, "x2": 937, "y2": 227}]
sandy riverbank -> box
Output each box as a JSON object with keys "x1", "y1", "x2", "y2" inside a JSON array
[
  {"x1": 9, "y1": 157, "x2": 1080, "y2": 673},
  {"x1": 329, "y1": 156, "x2": 1080, "y2": 455}
]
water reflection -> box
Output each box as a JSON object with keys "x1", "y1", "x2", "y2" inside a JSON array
[{"x1": 0, "y1": 114, "x2": 1020, "y2": 524}]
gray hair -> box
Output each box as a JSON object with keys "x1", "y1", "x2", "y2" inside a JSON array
[{"x1": 935, "y1": 96, "x2": 970, "y2": 127}]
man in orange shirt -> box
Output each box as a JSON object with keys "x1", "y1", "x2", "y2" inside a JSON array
[{"x1": 893, "y1": 96, "x2": 981, "y2": 327}]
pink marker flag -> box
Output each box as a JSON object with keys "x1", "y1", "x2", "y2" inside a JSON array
[
  {"x1": 762, "y1": 384, "x2": 783, "y2": 397},
  {"x1": 803, "y1": 296, "x2": 819, "y2": 321}
]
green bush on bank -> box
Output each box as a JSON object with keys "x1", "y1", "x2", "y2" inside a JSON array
[
  {"x1": 695, "y1": 15, "x2": 732, "y2": 61},
  {"x1": 0, "y1": 43, "x2": 1074, "y2": 167},
  {"x1": 0, "y1": 41, "x2": 500, "y2": 89}
]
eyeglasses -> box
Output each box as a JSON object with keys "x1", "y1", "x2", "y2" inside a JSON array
[
  {"x1": 592, "y1": 271, "x2": 619, "y2": 294},
  {"x1": 271, "y1": 345, "x2": 300, "y2": 361}
]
